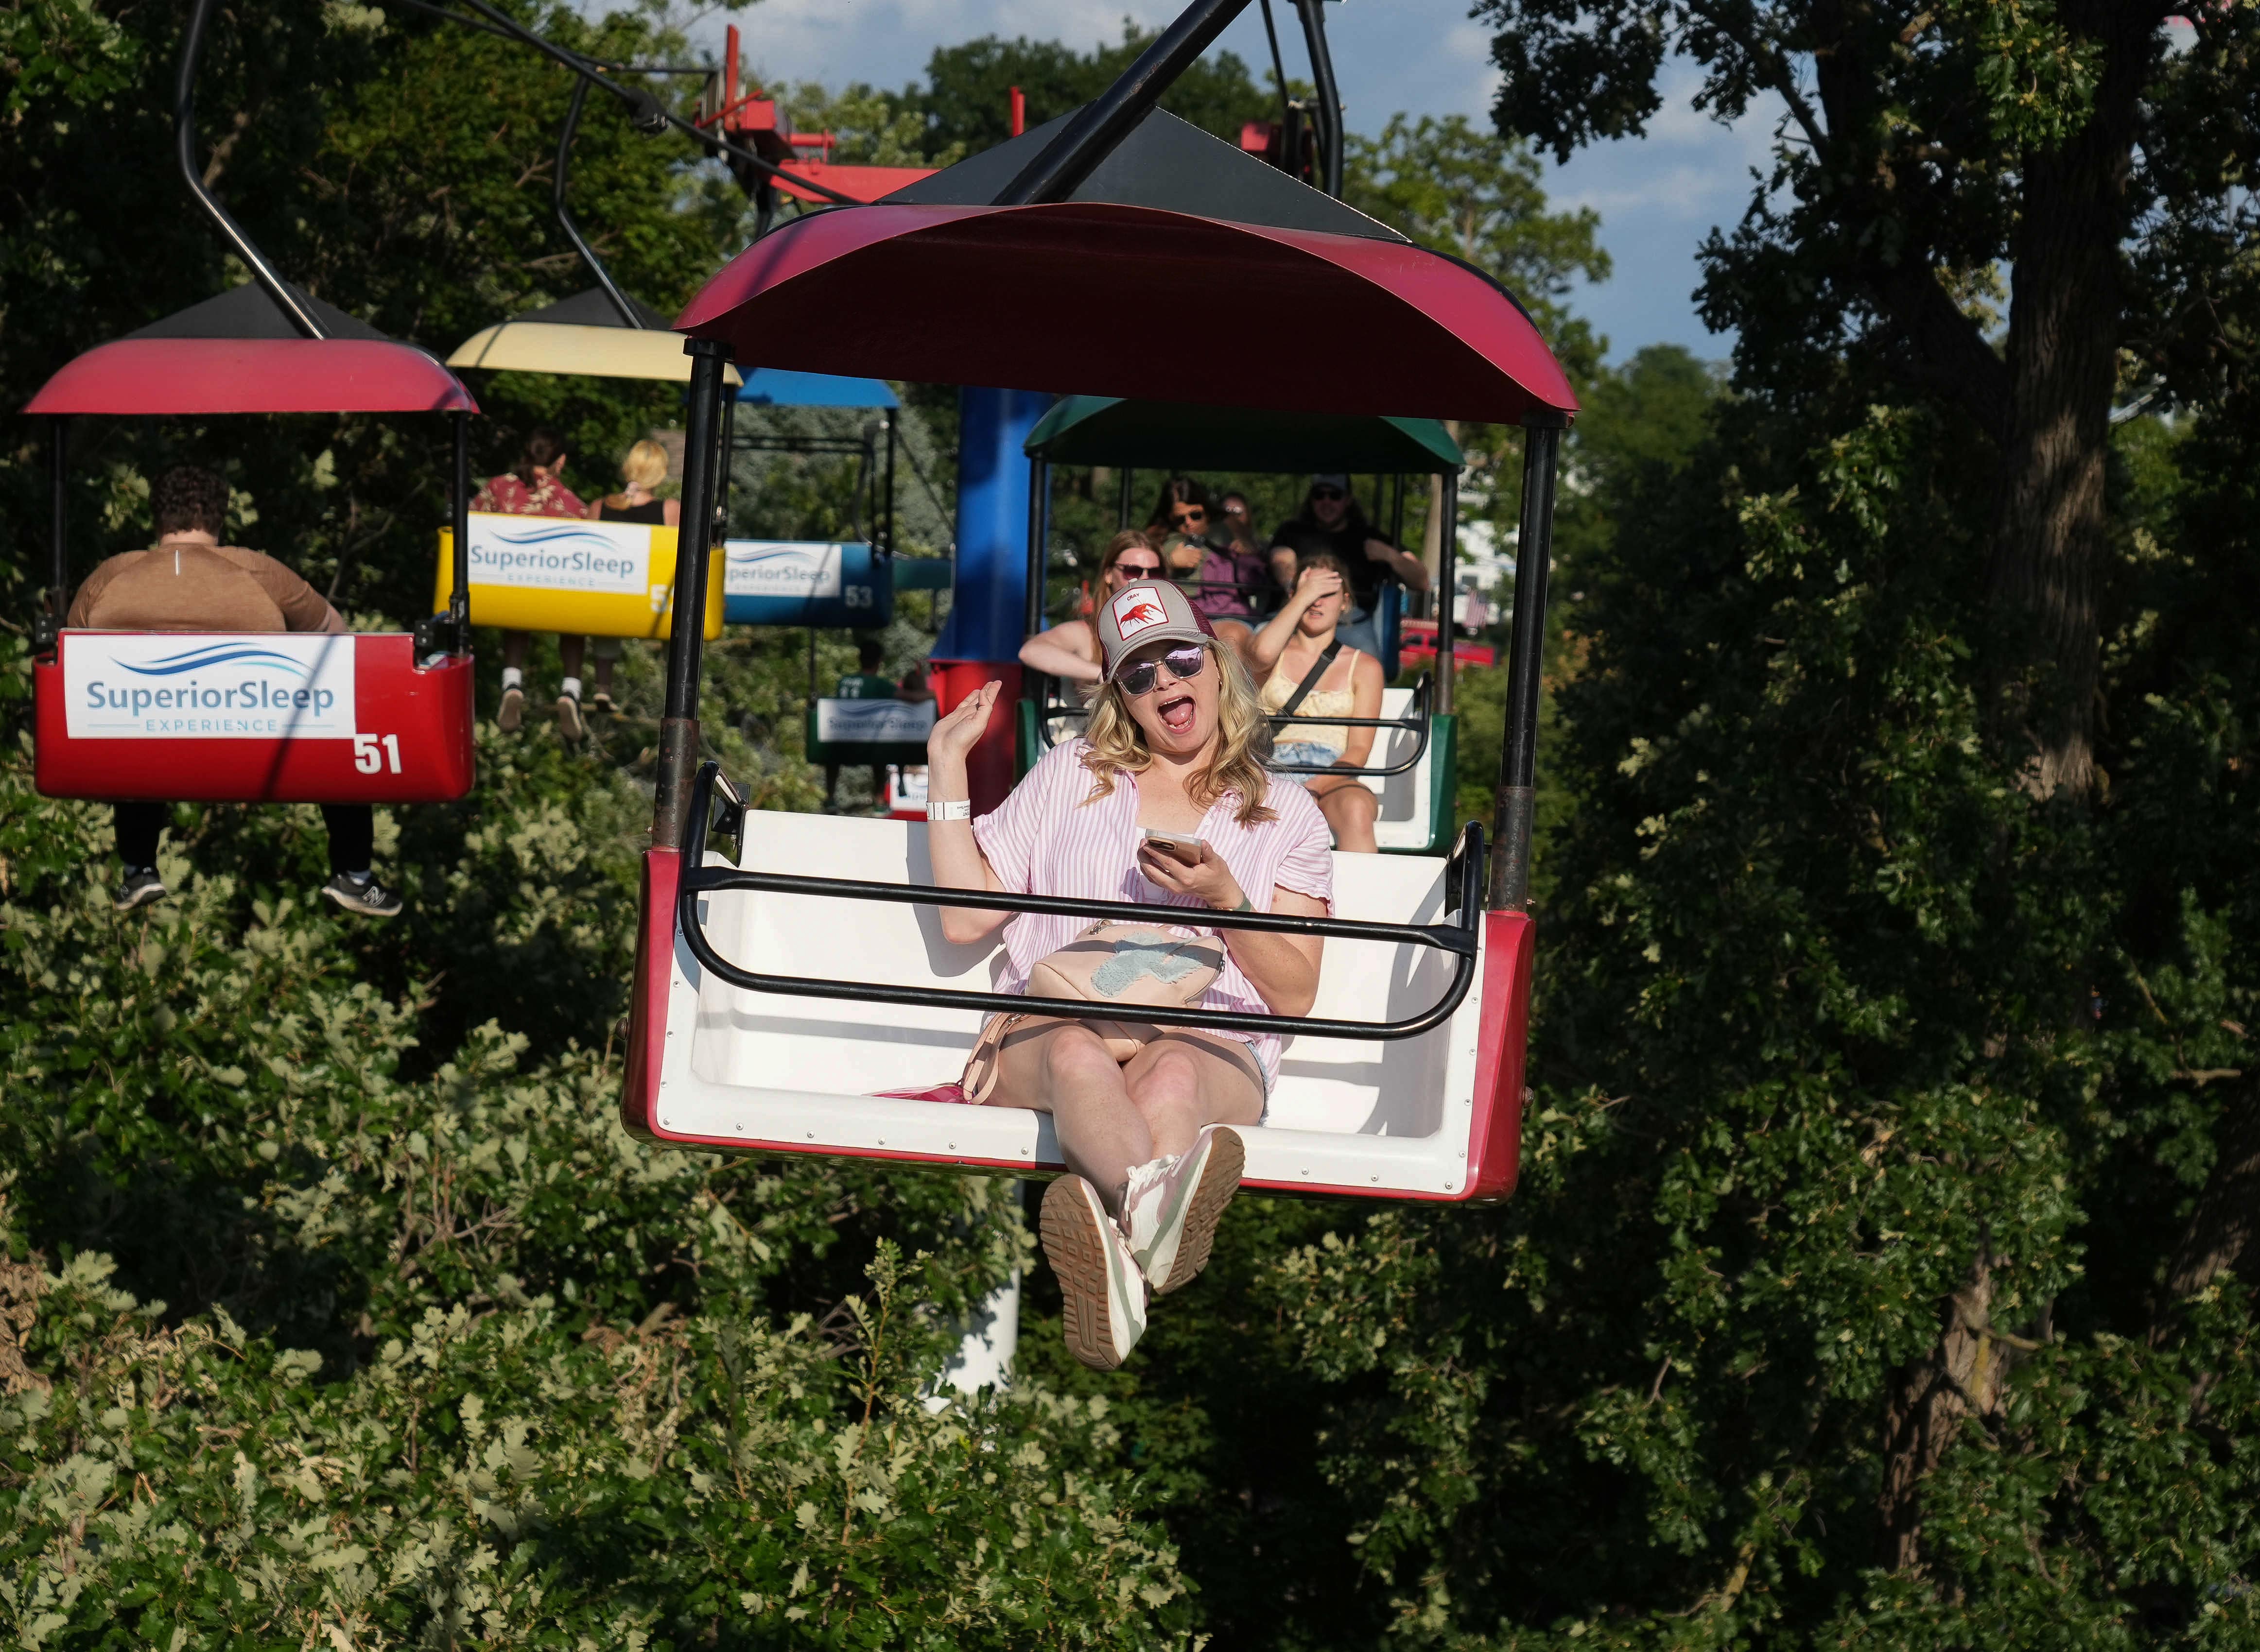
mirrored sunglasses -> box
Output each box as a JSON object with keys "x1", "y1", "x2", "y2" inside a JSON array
[{"x1": 1118, "y1": 644, "x2": 1209, "y2": 696}]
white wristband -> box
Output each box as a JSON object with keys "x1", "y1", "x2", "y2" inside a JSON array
[{"x1": 926, "y1": 798, "x2": 972, "y2": 822}]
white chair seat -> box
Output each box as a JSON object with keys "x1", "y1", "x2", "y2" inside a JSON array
[{"x1": 641, "y1": 809, "x2": 1497, "y2": 1199}]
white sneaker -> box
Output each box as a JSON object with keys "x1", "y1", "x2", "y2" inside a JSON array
[
  {"x1": 1120, "y1": 1124, "x2": 1246, "y2": 1296},
  {"x1": 1041, "y1": 1175, "x2": 1147, "y2": 1371}
]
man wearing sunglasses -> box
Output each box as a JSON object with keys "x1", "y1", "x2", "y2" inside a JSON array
[
  {"x1": 1019, "y1": 530, "x2": 1169, "y2": 685},
  {"x1": 1268, "y1": 473, "x2": 1430, "y2": 659}
]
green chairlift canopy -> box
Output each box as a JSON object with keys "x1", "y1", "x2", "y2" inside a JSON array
[{"x1": 1024, "y1": 395, "x2": 1463, "y2": 473}]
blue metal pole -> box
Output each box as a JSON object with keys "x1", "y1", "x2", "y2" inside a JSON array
[
  {"x1": 935, "y1": 386, "x2": 1051, "y2": 809},
  {"x1": 938, "y1": 387, "x2": 1051, "y2": 660}
]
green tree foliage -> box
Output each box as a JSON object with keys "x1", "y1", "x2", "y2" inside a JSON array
[{"x1": 911, "y1": 25, "x2": 1275, "y2": 158}]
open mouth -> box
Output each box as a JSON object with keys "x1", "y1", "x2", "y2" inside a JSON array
[{"x1": 1156, "y1": 690, "x2": 1198, "y2": 736}]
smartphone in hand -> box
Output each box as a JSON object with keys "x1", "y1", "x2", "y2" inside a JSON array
[{"x1": 1141, "y1": 827, "x2": 1205, "y2": 864}]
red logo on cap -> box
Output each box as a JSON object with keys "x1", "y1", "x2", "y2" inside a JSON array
[{"x1": 1112, "y1": 586, "x2": 1173, "y2": 641}]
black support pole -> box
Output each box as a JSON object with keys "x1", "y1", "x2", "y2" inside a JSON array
[
  {"x1": 1291, "y1": 0, "x2": 1344, "y2": 198},
  {"x1": 883, "y1": 415, "x2": 897, "y2": 556},
  {"x1": 1490, "y1": 413, "x2": 1565, "y2": 911},
  {"x1": 49, "y1": 416, "x2": 68, "y2": 621},
  {"x1": 654, "y1": 337, "x2": 733, "y2": 849},
  {"x1": 993, "y1": 0, "x2": 1254, "y2": 205},
  {"x1": 1436, "y1": 468, "x2": 1458, "y2": 717},
  {"x1": 1024, "y1": 458, "x2": 1048, "y2": 643},
  {"x1": 450, "y1": 411, "x2": 471, "y2": 643},
  {"x1": 1117, "y1": 466, "x2": 1134, "y2": 530}
]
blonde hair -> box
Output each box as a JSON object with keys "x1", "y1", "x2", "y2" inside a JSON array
[
  {"x1": 1079, "y1": 639, "x2": 1276, "y2": 825},
  {"x1": 620, "y1": 438, "x2": 670, "y2": 491}
]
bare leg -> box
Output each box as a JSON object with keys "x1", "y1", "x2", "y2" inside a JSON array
[
  {"x1": 989, "y1": 1020, "x2": 1152, "y2": 1215},
  {"x1": 502, "y1": 631, "x2": 529, "y2": 670},
  {"x1": 1308, "y1": 774, "x2": 1380, "y2": 853},
  {"x1": 559, "y1": 636, "x2": 585, "y2": 680},
  {"x1": 1120, "y1": 1033, "x2": 1264, "y2": 1158}
]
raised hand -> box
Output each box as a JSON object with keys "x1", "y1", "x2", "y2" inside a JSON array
[
  {"x1": 927, "y1": 679, "x2": 1001, "y2": 769},
  {"x1": 1293, "y1": 566, "x2": 1344, "y2": 606}
]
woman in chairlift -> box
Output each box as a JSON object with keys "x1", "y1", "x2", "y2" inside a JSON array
[
  {"x1": 1016, "y1": 530, "x2": 1167, "y2": 685},
  {"x1": 577, "y1": 438, "x2": 682, "y2": 715},
  {"x1": 925, "y1": 579, "x2": 1334, "y2": 1372},
  {"x1": 1244, "y1": 548, "x2": 1387, "y2": 853}
]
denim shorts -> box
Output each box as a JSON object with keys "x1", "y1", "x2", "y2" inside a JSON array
[{"x1": 1269, "y1": 740, "x2": 1342, "y2": 776}]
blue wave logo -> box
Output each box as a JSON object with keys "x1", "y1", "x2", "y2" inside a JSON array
[
  {"x1": 487, "y1": 525, "x2": 626, "y2": 552},
  {"x1": 118, "y1": 644, "x2": 313, "y2": 678},
  {"x1": 729, "y1": 546, "x2": 826, "y2": 570}
]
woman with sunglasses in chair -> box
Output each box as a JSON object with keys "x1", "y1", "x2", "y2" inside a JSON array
[
  {"x1": 1146, "y1": 476, "x2": 1269, "y2": 629},
  {"x1": 928, "y1": 580, "x2": 1334, "y2": 1373},
  {"x1": 1018, "y1": 531, "x2": 1169, "y2": 686}
]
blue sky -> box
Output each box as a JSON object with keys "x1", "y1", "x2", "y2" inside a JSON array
[{"x1": 701, "y1": 0, "x2": 1783, "y2": 368}]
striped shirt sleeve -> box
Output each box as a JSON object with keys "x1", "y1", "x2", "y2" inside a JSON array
[
  {"x1": 1272, "y1": 785, "x2": 1337, "y2": 909},
  {"x1": 973, "y1": 743, "x2": 1069, "y2": 893}
]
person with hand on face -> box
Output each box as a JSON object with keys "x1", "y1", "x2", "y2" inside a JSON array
[
  {"x1": 1245, "y1": 550, "x2": 1388, "y2": 853},
  {"x1": 1018, "y1": 531, "x2": 1168, "y2": 686},
  {"x1": 1268, "y1": 473, "x2": 1428, "y2": 660},
  {"x1": 926, "y1": 579, "x2": 1335, "y2": 1372},
  {"x1": 474, "y1": 430, "x2": 589, "y2": 739}
]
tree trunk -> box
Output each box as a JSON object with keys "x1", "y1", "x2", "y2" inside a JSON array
[
  {"x1": 1983, "y1": 7, "x2": 2153, "y2": 799},
  {"x1": 1878, "y1": 1251, "x2": 2013, "y2": 1572}
]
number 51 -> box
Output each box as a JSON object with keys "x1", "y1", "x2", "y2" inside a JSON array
[{"x1": 353, "y1": 733, "x2": 403, "y2": 774}]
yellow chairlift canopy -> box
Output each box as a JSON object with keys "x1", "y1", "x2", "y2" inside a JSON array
[{"x1": 448, "y1": 289, "x2": 743, "y2": 386}]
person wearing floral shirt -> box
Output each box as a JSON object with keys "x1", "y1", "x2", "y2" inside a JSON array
[{"x1": 474, "y1": 430, "x2": 590, "y2": 739}]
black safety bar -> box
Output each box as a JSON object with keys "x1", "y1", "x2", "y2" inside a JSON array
[
  {"x1": 675, "y1": 761, "x2": 1487, "y2": 1042},
  {"x1": 1032, "y1": 672, "x2": 1434, "y2": 777}
]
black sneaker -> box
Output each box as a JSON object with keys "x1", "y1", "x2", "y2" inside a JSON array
[
  {"x1": 556, "y1": 692, "x2": 584, "y2": 742},
  {"x1": 113, "y1": 869, "x2": 167, "y2": 912},
  {"x1": 588, "y1": 689, "x2": 616, "y2": 713},
  {"x1": 322, "y1": 872, "x2": 403, "y2": 917},
  {"x1": 497, "y1": 684, "x2": 525, "y2": 732}
]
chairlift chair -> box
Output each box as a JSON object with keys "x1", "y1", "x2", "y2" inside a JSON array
[
  {"x1": 27, "y1": 0, "x2": 478, "y2": 807},
  {"x1": 433, "y1": 76, "x2": 729, "y2": 650},
  {"x1": 621, "y1": 0, "x2": 1572, "y2": 1205},
  {"x1": 1017, "y1": 395, "x2": 1469, "y2": 853},
  {"x1": 723, "y1": 369, "x2": 907, "y2": 631}
]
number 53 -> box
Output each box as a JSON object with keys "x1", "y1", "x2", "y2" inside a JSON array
[{"x1": 353, "y1": 733, "x2": 403, "y2": 774}]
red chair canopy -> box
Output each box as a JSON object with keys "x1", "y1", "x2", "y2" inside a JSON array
[
  {"x1": 23, "y1": 283, "x2": 477, "y2": 416},
  {"x1": 676, "y1": 200, "x2": 1578, "y2": 427}
]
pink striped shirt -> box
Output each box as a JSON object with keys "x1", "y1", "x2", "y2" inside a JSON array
[{"x1": 973, "y1": 739, "x2": 1335, "y2": 1089}]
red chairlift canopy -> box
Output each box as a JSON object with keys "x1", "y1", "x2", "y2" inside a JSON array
[
  {"x1": 676, "y1": 110, "x2": 1578, "y2": 427},
  {"x1": 24, "y1": 282, "x2": 478, "y2": 417}
]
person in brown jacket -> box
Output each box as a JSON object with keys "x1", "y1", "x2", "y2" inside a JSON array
[{"x1": 68, "y1": 465, "x2": 404, "y2": 917}]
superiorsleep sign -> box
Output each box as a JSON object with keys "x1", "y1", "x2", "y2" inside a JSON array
[
  {"x1": 63, "y1": 633, "x2": 358, "y2": 740},
  {"x1": 467, "y1": 516, "x2": 649, "y2": 594},
  {"x1": 433, "y1": 513, "x2": 725, "y2": 640}
]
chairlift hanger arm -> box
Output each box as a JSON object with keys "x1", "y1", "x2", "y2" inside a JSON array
[
  {"x1": 678, "y1": 764, "x2": 1486, "y2": 1042},
  {"x1": 178, "y1": 0, "x2": 325, "y2": 339},
  {"x1": 996, "y1": 0, "x2": 1256, "y2": 205},
  {"x1": 555, "y1": 77, "x2": 645, "y2": 329},
  {"x1": 380, "y1": 0, "x2": 867, "y2": 207}
]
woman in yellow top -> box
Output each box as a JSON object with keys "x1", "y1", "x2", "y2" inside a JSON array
[{"x1": 1243, "y1": 548, "x2": 1386, "y2": 852}]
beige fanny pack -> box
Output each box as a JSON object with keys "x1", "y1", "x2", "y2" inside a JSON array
[{"x1": 958, "y1": 921, "x2": 1226, "y2": 1103}]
